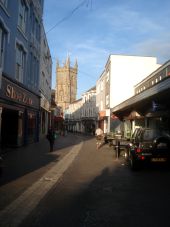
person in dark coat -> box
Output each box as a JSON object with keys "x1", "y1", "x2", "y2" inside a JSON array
[{"x1": 46, "y1": 128, "x2": 56, "y2": 152}]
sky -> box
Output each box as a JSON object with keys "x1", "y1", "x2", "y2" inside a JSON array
[{"x1": 43, "y1": 0, "x2": 170, "y2": 99}]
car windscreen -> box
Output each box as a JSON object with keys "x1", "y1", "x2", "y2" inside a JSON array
[{"x1": 142, "y1": 129, "x2": 170, "y2": 141}]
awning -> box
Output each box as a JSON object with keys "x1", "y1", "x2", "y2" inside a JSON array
[{"x1": 125, "y1": 111, "x2": 144, "y2": 120}]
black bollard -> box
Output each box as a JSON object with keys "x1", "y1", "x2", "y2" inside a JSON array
[{"x1": 116, "y1": 139, "x2": 120, "y2": 159}]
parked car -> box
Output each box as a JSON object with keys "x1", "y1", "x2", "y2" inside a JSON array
[{"x1": 125, "y1": 128, "x2": 170, "y2": 170}]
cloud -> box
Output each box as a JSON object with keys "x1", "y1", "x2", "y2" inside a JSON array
[
  {"x1": 92, "y1": 5, "x2": 163, "y2": 36},
  {"x1": 132, "y1": 34, "x2": 170, "y2": 63}
]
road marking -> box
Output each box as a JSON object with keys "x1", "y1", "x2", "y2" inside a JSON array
[{"x1": 0, "y1": 142, "x2": 83, "y2": 226}]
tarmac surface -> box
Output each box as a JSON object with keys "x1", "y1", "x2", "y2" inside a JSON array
[
  {"x1": 1, "y1": 134, "x2": 170, "y2": 227},
  {"x1": 0, "y1": 133, "x2": 120, "y2": 226}
]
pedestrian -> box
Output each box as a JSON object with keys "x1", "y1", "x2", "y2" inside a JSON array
[
  {"x1": 46, "y1": 128, "x2": 56, "y2": 152},
  {"x1": 95, "y1": 127, "x2": 104, "y2": 149}
]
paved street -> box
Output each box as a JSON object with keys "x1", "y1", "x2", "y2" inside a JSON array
[{"x1": 1, "y1": 134, "x2": 170, "y2": 227}]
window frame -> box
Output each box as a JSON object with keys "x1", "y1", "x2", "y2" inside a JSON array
[
  {"x1": 18, "y1": 0, "x2": 27, "y2": 33},
  {"x1": 0, "y1": 26, "x2": 5, "y2": 69},
  {"x1": 0, "y1": 0, "x2": 8, "y2": 8},
  {"x1": 15, "y1": 43, "x2": 25, "y2": 83}
]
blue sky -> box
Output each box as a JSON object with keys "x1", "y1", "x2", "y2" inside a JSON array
[{"x1": 43, "y1": 0, "x2": 170, "y2": 98}]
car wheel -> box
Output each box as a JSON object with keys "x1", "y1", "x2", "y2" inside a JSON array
[{"x1": 129, "y1": 155, "x2": 140, "y2": 171}]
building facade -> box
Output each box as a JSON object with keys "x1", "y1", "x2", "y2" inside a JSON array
[
  {"x1": 64, "y1": 86, "x2": 98, "y2": 134},
  {"x1": 64, "y1": 98, "x2": 82, "y2": 133},
  {"x1": 81, "y1": 86, "x2": 98, "y2": 134},
  {"x1": 96, "y1": 69, "x2": 110, "y2": 133},
  {"x1": 0, "y1": 0, "x2": 44, "y2": 148},
  {"x1": 39, "y1": 24, "x2": 52, "y2": 139},
  {"x1": 111, "y1": 60, "x2": 170, "y2": 137},
  {"x1": 55, "y1": 56, "x2": 78, "y2": 113},
  {"x1": 96, "y1": 54, "x2": 161, "y2": 134}
]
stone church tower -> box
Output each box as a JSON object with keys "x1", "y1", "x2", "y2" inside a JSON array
[{"x1": 55, "y1": 56, "x2": 78, "y2": 112}]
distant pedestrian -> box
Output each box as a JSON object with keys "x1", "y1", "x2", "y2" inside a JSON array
[
  {"x1": 46, "y1": 128, "x2": 56, "y2": 152},
  {"x1": 95, "y1": 127, "x2": 104, "y2": 149}
]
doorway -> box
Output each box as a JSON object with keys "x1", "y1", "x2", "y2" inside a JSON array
[{"x1": 1, "y1": 108, "x2": 19, "y2": 147}]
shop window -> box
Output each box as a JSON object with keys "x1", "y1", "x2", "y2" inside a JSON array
[
  {"x1": 41, "y1": 111, "x2": 45, "y2": 134},
  {"x1": 18, "y1": 111, "x2": 23, "y2": 137},
  {"x1": 28, "y1": 112, "x2": 36, "y2": 139}
]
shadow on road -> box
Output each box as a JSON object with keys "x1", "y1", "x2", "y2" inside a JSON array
[
  {"x1": 0, "y1": 133, "x2": 93, "y2": 187},
  {"x1": 21, "y1": 152, "x2": 170, "y2": 227}
]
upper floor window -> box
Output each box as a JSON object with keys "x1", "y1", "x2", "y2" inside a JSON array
[
  {"x1": 100, "y1": 100, "x2": 103, "y2": 110},
  {"x1": 0, "y1": 0, "x2": 8, "y2": 7},
  {"x1": 18, "y1": 0, "x2": 27, "y2": 33},
  {"x1": 106, "y1": 71, "x2": 109, "y2": 82},
  {"x1": 106, "y1": 95, "x2": 109, "y2": 106},
  {"x1": 96, "y1": 84, "x2": 100, "y2": 94},
  {"x1": 15, "y1": 44, "x2": 26, "y2": 83},
  {"x1": 101, "y1": 80, "x2": 104, "y2": 91},
  {"x1": 0, "y1": 26, "x2": 6, "y2": 69}
]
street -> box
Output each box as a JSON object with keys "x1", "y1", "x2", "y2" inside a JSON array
[{"x1": 1, "y1": 134, "x2": 170, "y2": 227}]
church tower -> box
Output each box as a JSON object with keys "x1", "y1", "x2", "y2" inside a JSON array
[{"x1": 55, "y1": 56, "x2": 78, "y2": 112}]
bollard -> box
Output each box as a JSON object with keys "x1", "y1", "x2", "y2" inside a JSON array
[{"x1": 116, "y1": 139, "x2": 120, "y2": 159}]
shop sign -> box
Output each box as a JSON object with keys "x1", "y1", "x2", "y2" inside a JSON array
[{"x1": 6, "y1": 84, "x2": 33, "y2": 105}]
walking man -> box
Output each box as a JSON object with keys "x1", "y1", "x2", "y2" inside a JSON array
[
  {"x1": 95, "y1": 127, "x2": 104, "y2": 149},
  {"x1": 46, "y1": 128, "x2": 56, "y2": 152}
]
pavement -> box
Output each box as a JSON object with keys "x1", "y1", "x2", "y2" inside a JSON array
[{"x1": 0, "y1": 133, "x2": 97, "y2": 186}]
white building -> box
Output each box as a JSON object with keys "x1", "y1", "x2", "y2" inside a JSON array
[
  {"x1": 96, "y1": 54, "x2": 161, "y2": 134},
  {"x1": 64, "y1": 98, "x2": 82, "y2": 132},
  {"x1": 109, "y1": 55, "x2": 161, "y2": 107},
  {"x1": 96, "y1": 70, "x2": 110, "y2": 133},
  {"x1": 39, "y1": 25, "x2": 52, "y2": 138},
  {"x1": 81, "y1": 86, "x2": 98, "y2": 134},
  {"x1": 64, "y1": 86, "x2": 98, "y2": 134}
]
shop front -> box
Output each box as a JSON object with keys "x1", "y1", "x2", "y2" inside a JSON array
[
  {"x1": 111, "y1": 78, "x2": 170, "y2": 137},
  {"x1": 0, "y1": 76, "x2": 40, "y2": 149}
]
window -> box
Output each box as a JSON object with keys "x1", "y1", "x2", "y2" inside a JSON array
[
  {"x1": 101, "y1": 80, "x2": 104, "y2": 91},
  {"x1": 0, "y1": 26, "x2": 5, "y2": 69},
  {"x1": 106, "y1": 95, "x2": 109, "y2": 106},
  {"x1": 59, "y1": 90, "x2": 63, "y2": 101},
  {"x1": 18, "y1": 0, "x2": 27, "y2": 33},
  {"x1": 0, "y1": 0, "x2": 8, "y2": 7},
  {"x1": 16, "y1": 44, "x2": 25, "y2": 82},
  {"x1": 106, "y1": 71, "x2": 109, "y2": 82},
  {"x1": 100, "y1": 100, "x2": 103, "y2": 110}
]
